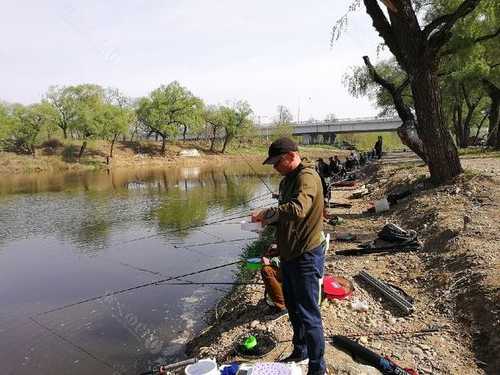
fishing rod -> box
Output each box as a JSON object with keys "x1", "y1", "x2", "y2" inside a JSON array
[
  {"x1": 119, "y1": 201, "x2": 273, "y2": 246},
  {"x1": 35, "y1": 259, "x2": 246, "y2": 317},
  {"x1": 161, "y1": 281, "x2": 264, "y2": 286},
  {"x1": 139, "y1": 358, "x2": 197, "y2": 375},
  {"x1": 172, "y1": 236, "x2": 257, "y2": 248},
  {"x1": 278, "y1": 326, "x2": 445, "y2": 344},
  {"x1": 238, "y1": 151, "x2": 275, "y2": 194},
  {"x1": 337, "y1": 326, "x2": 446, "y2": 339}
]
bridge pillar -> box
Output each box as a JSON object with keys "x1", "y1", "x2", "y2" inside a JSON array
[
  {"x1": 325, "y1": 132, "x2": 336, "y2": 145},
  {"x1": 310, "y1": 133, "x2": 319, "y2": 144}
]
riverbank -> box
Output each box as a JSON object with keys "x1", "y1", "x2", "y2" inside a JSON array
[
  {"x1": 0, "y1": 140, "x2": 346, "y2": 175},
  {"x1": 185, "y1": 153, "x2": 500, "y2": 374}
]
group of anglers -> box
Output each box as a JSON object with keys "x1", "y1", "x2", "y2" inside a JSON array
[
  {"x1": 316, "y1": 136, "x2": 383, "y2": 180},
  {"x1": 250, "y1": 136, "x2": 383, "y2": 375}
]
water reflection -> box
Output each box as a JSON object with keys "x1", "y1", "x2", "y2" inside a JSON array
[
  {"x1": 0, "y1": 163, "x2": 271, "y2": 196},
  {"x1": 0, "y1": 163, "x2": 276, "y2": 375}
]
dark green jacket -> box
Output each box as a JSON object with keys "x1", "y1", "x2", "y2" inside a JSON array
[{"x1": 268, "y1": 159, "x2": 324, "y2": 261}]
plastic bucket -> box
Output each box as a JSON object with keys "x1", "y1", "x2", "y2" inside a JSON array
[
  {"x1": 245, "y1": 258, "x2": 262, "y2": 271},
  {"x1": 184, "y1": 359, "x2": 218, "y2": 375},
  {"x1": 374, "y1": 198, "x2": 390, "y2": 213}
]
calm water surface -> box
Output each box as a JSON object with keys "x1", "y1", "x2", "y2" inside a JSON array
[{"x1": 0, "y1": 164, "x2": 276, "y2": 375}]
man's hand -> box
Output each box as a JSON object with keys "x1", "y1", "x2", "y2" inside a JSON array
[
  {"x1": 261, "y1": 256, "x2": 271, "y2": 266},
  {"x1": 263, "y1": 244, "x2": 278, "y2": 257},
  {"x1": 251, "y1": 208, "x2": 279, "y2": 225},
  {"x1": 251, "y1": 209, "x2": 266, "y2": 223}
]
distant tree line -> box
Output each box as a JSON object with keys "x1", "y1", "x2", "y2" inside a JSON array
[{"x1": 0, "y1": 81, "x2": 255, "y2": 158}]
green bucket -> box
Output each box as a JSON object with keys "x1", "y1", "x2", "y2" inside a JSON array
[
  {"x1": 245, "y1": 258, "x2": 262, "y2": 271},
  {"x1": 243, "y1": 335, "x2": 257, "y2": 350}
]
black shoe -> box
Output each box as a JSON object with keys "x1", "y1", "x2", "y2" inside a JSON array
[
  {"x1": 280, "y1": 350, "x2": 309, "y2": 365},
  {"x1": 266, "y1": 306, "x2": 288, "y2": 317}
]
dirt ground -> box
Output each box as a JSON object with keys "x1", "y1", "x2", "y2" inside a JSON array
[{"x1": 185, "y1": 153, "x2": 500, "y2": 375}]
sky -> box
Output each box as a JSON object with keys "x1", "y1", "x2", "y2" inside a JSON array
[{"x1": 0, "y1": 0, "x2": 391, "y2": 122}]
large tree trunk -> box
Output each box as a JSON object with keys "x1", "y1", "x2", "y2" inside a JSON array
[
  {"x1": 411, "y1": 65, "x2": 462, "y2": 184},
  {"x1": 62, "y1": 126, "x2": 67, "y2": 139},
  {"x1": 183, "y1": 125, "x2": 188, "y2": 142}
]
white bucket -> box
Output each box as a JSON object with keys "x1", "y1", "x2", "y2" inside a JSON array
[
  {"x1": 185, "y1": 359, "x2": 218, "y2": 375},
  {"x1": 374, "y1": 198, "x2": 390, "y2": 213}
]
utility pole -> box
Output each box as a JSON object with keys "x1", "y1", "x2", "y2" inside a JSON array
[{"x1": 297, "y1": 97, "x2": 301, "y2": 124}]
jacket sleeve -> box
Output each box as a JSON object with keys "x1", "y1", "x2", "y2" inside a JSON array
[{"x1": 269, "y1": 172, "x2": 317, "y2": 220}]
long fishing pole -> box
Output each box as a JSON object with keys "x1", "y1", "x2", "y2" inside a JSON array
[
  {"x1": 172, "y1": 236, "x2": 257, "y2": 248},
  {"x1": 35, "y1": 259, "x2": 245, "y2": 317},
  {"x1": 118, "y1": 201, "x2": 273, "y2": 247},
  {"x1": 161, "y1": 281, "x2": 264, "y2": 286},
  {"x1": 277, "y1": 326, "x2": 445, "y2": 344},
  {"x1": 238, "y1": 151, "x2": 275, "y2": 194}
]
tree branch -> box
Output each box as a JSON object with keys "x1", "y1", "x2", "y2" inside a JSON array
[
  {"x1": 395, "y1": 76, "x2": 410, "y2": 95},
  {"x1": 461, "y1": 82, "x2": 472, "y2": 109},
  {"x1": 379, "y1": 0, "x2": 398, "y2": 13},
  {"x1": 475, "y1": 27, "x2": 500, "y2": 43},
  {"x1": 363, "y1": 0, "x2": 403, "y2": 63},
  {"x1": 362, "y1": 55, "x2": 414, "y2": 122},
  {"x1": 441, "y1": 27, "x2": 500, "y2": 56},
  {"x1": 362, "y1": 55, "x2": 396, "y2": 92},
  {"x1": 423, "y1": 0, "x2": 481, "y2": 38},
  {"x1": 427, "y1": 0, "x2": 481, "y2": 51}
]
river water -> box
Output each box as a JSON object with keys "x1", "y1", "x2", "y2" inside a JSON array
[{"x1": 0, "y1": 164, "x2": 276, "y2": 375}]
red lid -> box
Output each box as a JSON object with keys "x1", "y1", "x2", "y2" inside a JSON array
[{"x1": 323, "y1": 275, "x2": 353, "y2": 300}]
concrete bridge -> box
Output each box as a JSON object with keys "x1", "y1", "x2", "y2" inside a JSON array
[{"x1": 258, "y1": 117, "x2": 401, "y2": 144}]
